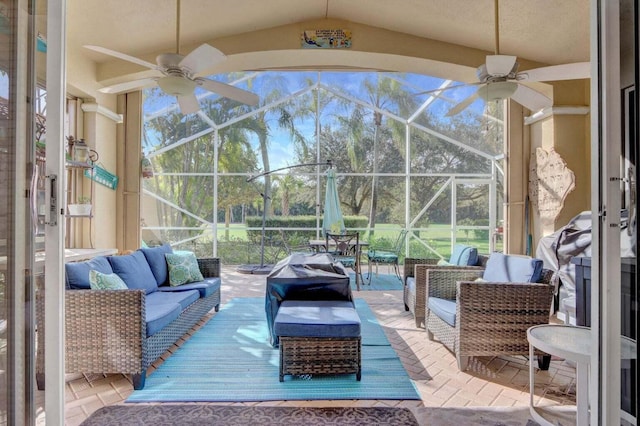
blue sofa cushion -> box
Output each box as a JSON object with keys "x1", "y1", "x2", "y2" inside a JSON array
[
  {"x1": 158, "y1": 277, "x2": 221, "y2": 298},
  {"x1": 449, "y1": 244, "x2": 478, "y2": 266},
  {"x1": 428, "y1": 297, "x2": 457, "y2": 327},
  {"x1": 274, "y1": 300, "x2": 361, "y2": 338},
  {"x1": 139, "y1": 243, "x2": 173, "y2": 286},
  {"x1": 146, "y1": 289, "x2": 199, "y2": 311},
  {"x1": 66, "y1": 256, "x2": 113, "y2": 289},
  {"x1": 145, "y1": 300, "x2": 182, "y2": 337},
  {"x1": 108, "y1": 251, "x2": 158, "y2": 294},
  {"x1": 482, "y1": 252, "x2": 543, "y2": 283}
]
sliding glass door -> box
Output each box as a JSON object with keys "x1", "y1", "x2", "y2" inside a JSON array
[{"x1": 0, "y1": 0, "x2": 44, "y2": 423}]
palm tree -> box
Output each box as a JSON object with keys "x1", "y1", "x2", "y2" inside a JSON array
[{"x1": 362, "y1": 74, "x2": 416, "y2": 236}]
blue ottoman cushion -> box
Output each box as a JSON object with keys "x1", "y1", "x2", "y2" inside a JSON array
[{"x1": 274, "y1": 300, "x2": 361, "y2": 338}]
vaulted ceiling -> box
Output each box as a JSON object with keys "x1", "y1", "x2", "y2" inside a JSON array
[{"x1": 67, "y1": 0, "x2": 590, "y2": 92}]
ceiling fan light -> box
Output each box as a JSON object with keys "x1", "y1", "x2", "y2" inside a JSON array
[
  {"x1": 158, "y1": 76, "x2": 196, "y2": 97},
  {"x1": 479, "y1": 81, "x2": 518, "y2": 101}
]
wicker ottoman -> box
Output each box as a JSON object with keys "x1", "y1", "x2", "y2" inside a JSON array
[{"x1": 274, "y1": 300, "x2": 362, "y2": 382}]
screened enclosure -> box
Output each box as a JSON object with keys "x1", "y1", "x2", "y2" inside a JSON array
[{"x1": 141, "y1": 71, "x2": 505, "y2": 265}]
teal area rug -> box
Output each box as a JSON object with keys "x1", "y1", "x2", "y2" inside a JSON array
[
  {"x1": 127, "y1": 297, "x2": 420, "y2": 402},
  {"x1": 349, "y1": 272, "x2": 403, "y2": 291}
]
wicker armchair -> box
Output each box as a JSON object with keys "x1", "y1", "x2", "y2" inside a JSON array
[
  {"x1": 36, "y1": 257, "x2": 221, "y2": 390},
  {"x1": 403, "y1": 254, "x2": 487, "y2": 328},
  {"x1": 425, "y1": 262, "x2": 554, "y2": 371}
]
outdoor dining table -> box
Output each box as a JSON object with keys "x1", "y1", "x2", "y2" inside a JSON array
[
  {"x1": 308, "y1": 239, "x2": 369, "y2": 253},
  {"x1": 308, "y1": 238, "x2": 368, "y2": 289},
  {"x1": 265, "y1": 252, "x2": 352, "y2": 347}
]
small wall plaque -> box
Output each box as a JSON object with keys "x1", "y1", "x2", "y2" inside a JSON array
[{"x1": 301, "y1": 29, "x2": 351, "y2": 49}]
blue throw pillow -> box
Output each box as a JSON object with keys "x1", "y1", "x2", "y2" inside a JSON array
[
  {"x1": 449, "y1": 244, "x2": 478, "y2": 266},
  {"x1": 482, "y1": 252, "x2": 543, "y2": 283},
  {"x1": 108, "y1": 251, "x2": 158, "y2": 294},
  {"x1": 66, "y1": 256, "x2": 113, "y2": 289},
  {"x1": 139, "y1": 243, "x2": 173, "y2": 286}
]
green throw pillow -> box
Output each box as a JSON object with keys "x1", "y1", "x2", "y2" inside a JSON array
[
  {"x1": 165, "y1": 252, "x2": 204, "y2": 286},
  {"x1": 89, "y1": 269, "x2": 127, "y2": 290},
  {"x1": 437, "y1": 259, "x2": 453, "y2": 266}
]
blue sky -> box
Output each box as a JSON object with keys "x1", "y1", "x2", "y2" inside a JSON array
[{"x1": 142, "y1": 71, "x2": 493, "y2": 170}]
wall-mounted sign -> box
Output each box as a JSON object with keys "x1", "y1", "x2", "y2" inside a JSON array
[{"x1": 301, "y1": 29, "x2": 351, "y2": 49}]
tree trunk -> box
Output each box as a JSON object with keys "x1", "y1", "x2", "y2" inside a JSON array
[
  {"x1": 258, "y1": 133, "x2": 272, "y2": 217},
  {"x1": 368, "y1": 112, "x2": 382, "y2": 237}
]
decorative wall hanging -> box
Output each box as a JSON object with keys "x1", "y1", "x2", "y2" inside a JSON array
[
  {"x1": 301, "y1": 29, "x2": 351, "y2": 49},
  {"x1": 528, "y1": 147, "x2": 576, "y2": 224}
]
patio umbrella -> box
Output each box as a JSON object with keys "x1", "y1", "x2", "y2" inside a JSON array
[{"x1": 322, "y1": 168, "x2": 345, "y2": 236}]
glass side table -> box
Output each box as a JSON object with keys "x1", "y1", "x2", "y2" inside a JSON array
[{"x1": 527, "y1": 324, "x2": 637, "y2": 426}]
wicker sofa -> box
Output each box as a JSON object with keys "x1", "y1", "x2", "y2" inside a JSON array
[{"x1": 36, "y1": 244, "x2": 221, "y2": 390}]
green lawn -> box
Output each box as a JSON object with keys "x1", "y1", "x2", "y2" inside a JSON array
[{"x1": 209, "y1": 223, "x2": 498, "y2": 264}]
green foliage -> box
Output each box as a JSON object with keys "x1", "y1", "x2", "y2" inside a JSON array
[
  {"x1": 244, "y1": 215, "x2": 369, "y2": 242},
  {"x1": 141, "y1": 71, "x2": 503, "y2": 260}
]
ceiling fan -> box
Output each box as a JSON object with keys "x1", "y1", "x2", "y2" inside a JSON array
[
  {"x1": 84, "y1": 0, "x2": 259, "y2": 115},
  {"x1": 420, "y1": 0, "x2": 589, "y2": 116}
]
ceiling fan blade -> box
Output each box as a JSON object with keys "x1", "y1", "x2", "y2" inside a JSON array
[
  {"x1": 177, "y1": 94, "x2": 201, "y2": 115},
  {"x1": 485, "y1": 55, "x2": 517, "y2": 77},
  {"x1": 98, "y1": 77, "x2": 159, "y2": 94},
  {"x1": 197, "y1": 78, "x2": 259, "y2": 106},
  {"x1": 519, "y1": 62, "x2": 590, "y2": 82},
  {"x1": 179, "y1": 44, "x2": 227, "y2": 75},
  {"x1": 84, "y1": 45, "x2": 157, "y2": 70},
  {"x1": 510, "y1": 84, "x2": 553, "y2": 111},
  {"x1": 446, "y1": 90, "x2": 480, "y2": 116},
  {"x1": 415, "y1": 82, "x2": 481, "y2": 96}
]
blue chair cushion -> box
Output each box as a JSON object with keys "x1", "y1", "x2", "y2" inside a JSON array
[
  {"x1": 274, "y1": 300, "x2": 361, "y2": 338},
  {"x1": 482, "y1": 252, "x2": 543, "y2": 283},
  {"x1": 335, "y1": 256, "x2": 356, "y2": 268},
  {"x1": 405, "y1": 277, "x2": 416, "y2": 295},
  {"x1": 145, "y1": 300, "x2": 182, "y2": 337},
  {"x1": 108, "y1": 251, "x2": 158, "y2": 294},
  {"x1": 449, "y1": 244, "x2": 478, "y2": 266},
  {"x1": 157, "y1": 277, "x2": 221, "y2": 298},
  {"x1": 146, "y1": 288, "x2": 199, "y2": 311},
  {"x1": 139, "y1": 243, "x2": 173, "y2": 286},
  {"x1": 66, "y1": 256, "x2": 113, "y2": 289},
  {"x1": 368, "y1": 250, "x2": 398, "y2": 263},
  {"x1": 428, "y1": 297, "x2": 457, "y2": 327}
]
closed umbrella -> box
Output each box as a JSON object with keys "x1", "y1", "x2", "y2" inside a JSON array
[{"x1": 322, "y1": 168, "x2": 345, "y2": 236}]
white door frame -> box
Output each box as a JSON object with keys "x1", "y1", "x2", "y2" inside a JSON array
[
  {"x1": 590, "y1": 1, "x2": 624, "y2": 424},
  {"x1": 44, "y1": 0, "x2": 67, "y2": 424}
]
